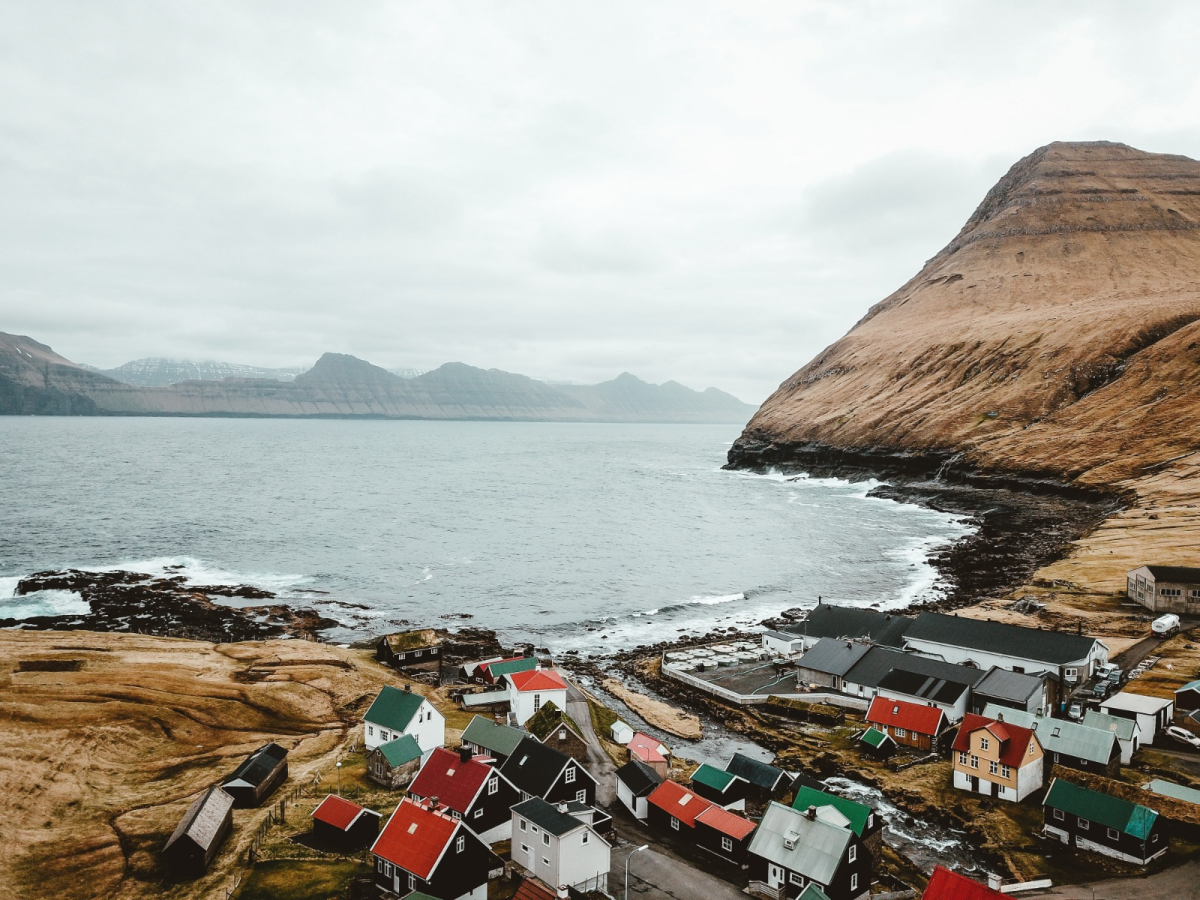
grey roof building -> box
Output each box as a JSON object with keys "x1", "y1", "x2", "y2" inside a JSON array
[
  {"x1": 971, "y1": 666, "x2": 1048, "y2": 715},
  {"x1": 162, "y1": 786, "x2": 235, "y2": 878},
  {"x1": 843, "y1": 645, "x2": 985, "y2": 692},
  {"x1": 1082, "y1": 709, "x2": 1141, "y2": 764},
  {"x1": 983, "y1": 704, "x2": 1119, "y2": 776},
  {"x1": 797, "y1": 639, "x2": 872, "y2": 689},
  {"x1": 726, "y1": 752, "x2": 793, "y2": 797},
  {"x1": 461, "y1": 715, "x2": 527, "y2": 763},
  {"x1": 784, "y1": 603, "x2": 913, "y2": 649},
  {"x1": 747, "y1": 801, "x2": 870, "y2": 900}
]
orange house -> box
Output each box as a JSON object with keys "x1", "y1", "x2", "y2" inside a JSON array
[{"x1": 951, "y1": 714, "x2": 1044, "y2": 802}]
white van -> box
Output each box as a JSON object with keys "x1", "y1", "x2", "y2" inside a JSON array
[{"x1": 1151, "y1": 614, "x2": 1181, "y2": 636}]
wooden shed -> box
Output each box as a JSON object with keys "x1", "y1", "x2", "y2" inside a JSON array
[
  {"x1": 311, "y1": 794, "x2": 382, "y2": 851},
  {"x1": 367, "y1": 734, "x2": 423, "y2": 789},
  {"x1": 162, "y1": 786, "x2": 234, "y2": 878},
  {"x1": 220, "y1": 742, "x2": 288, "y2": 808}
]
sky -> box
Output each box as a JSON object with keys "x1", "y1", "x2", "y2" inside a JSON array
[{"x1": 3, "y1": 2, "x2": 1200, "y2": 403}]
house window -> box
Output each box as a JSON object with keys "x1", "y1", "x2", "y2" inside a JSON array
[
  {"x1": 895, "y1": 728, "x2": 907, "y2": 738},
  {"x1": 958, "y1": 751, "x2": 968, "y2": 765},
  {"x1": 408, "y1": 873, "x2": 416, "y2": 890},
  {"x1": 970, "y1": 755, "x2": 979, "y2": 769},
  {"x1": 980, "y1": 737, "x2": 990, "y2": 751},
  {"x1": 790, "y1": 873, "x2": 803, "y2": 886},
  {"x1": 1065, "y1": 668, "x2": 1078, "y2": 679},
  {"x1": 565, "y1": 767, "x2": 576, "y2": 784},
  {"x1": 474, "y1": 809, "x2": 483, "y2": 819},
  {"x1": 368, "y1": 726, "x2": 374, "y2": 736},
  {"x1": 1078, "y1": 818, "x2": 1089, "y2": 831},
  {"x1": 521, "y1": 843, "x2": 531, "y2": 854},
  {"x1": 582, "y1": 832, "x2": 590, "y2": 845},
  {"x1": 532, "y1": 825, "x2": 539, "y2": 833},
  {"x1": 456, "y1": 835, "x2": 465, "y2": 853},
  {"x1": 1108, "y1": 828, "x2": 1120, "y2": 840},
  {"x1": 542, "y1": 857, "x2": 551, "y2": 868},
  {"x1": 849, "y1": 845, "x2": 856, "y2": 863},
  {"x1": 721, "y1": 836, "x2": 732, "y2": 851},
  {"x1": 519, "y1": 818, "x2": 527, "y2": 832},
  {"x1": 851, "y1": 874, "x2": 858, "y2": 892},
  {"x1": 533, "y1": 693, "x2": 542, "y2": 711},
  {"x1": 414, "y1": 649, "x2": 422, "y2": 657},
  {"x1": 559, "y1": 729, "x2": 567, "y2": 741},
  {"x1": 1053, "y1": 808, "x2": 1064, "y2": 821},
  {"x1": 452, "y1": 811, "x2": 461, "y2": 820},
  {"x1": 1001, "y1": 765, "x2": 1011, "y2": 778},
  {"x1": 671, "y1": 817, "x2": 680, "y2": 831},
  {"x1": 1013, "y1": 666, "x2": 1025, "y2": 674},
  {"x1": 381, "y1": 861, "x2": 392, "y2": 877},
  {"x1": 989, "y1": 760, "x2": 998, "y2": 775},
  {"x1": 543, "y1": 832, "x2": 550, "y2": 846},
  {"x1": 576, "y1": 790, "x2": 587, "y2": 803},
  {"x1": 488, "y1": 778, "x2": 498, "y2": 795}
]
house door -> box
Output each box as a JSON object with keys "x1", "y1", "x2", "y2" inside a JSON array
[
  {"x1": 768, "y1": 864, "x2": 784, "y2": 888},
  {"x1": 969, "y1": 775, "x2": 979, "y2": 793}
]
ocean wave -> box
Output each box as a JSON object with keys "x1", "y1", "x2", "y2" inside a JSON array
[
  {"x1": 634, "y1": 591, "x2": 745, "y2": 617},
  {"x1": 83, "y1": 555, "x2": 314, "y2": 595},
  {"x1": 0, "y1": 588, "x2": 90, "y2": 620}
]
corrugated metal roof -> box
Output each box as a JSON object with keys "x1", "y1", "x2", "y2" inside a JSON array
[
  {"x1": 796, "y1": 639, "x2": 871, "y2": 677},
  {"x1": 974, "y1": 667, "x2": 1043, "y2": 704},
  {"x1": 791, "y1": 786, "x2": 872, "y2": 837},
  {"x1": 364, "y1": 686, "x2": 425, "y2": 732},
  {"x1": 1101, "y1": 692, "x2": 1173, "y2": 715},
  {"x1": 692, "y1": 763, "x2": 737, "y2": 792},
  {"x1": 844, "y1": 645, "x2": 986, "y2": 690},
  {"x1": 1143, "y1": 779, "x2": 1200, "y2": 806},
  {"x1": 1081, "y1": 710, "x2": 1138, "y2": 743},
  {"x1": 783, "y1": 604, "x2": 913, "y2": 647},
  {"x1": 726, "y1": 752, "x2": 788, "y2": 791},
  {"x1": 905, "y1": 612, "x2": 1100, "y2": 666},
  {"x1": 1043, "y1": 778, "x2": 1157, "y2": 839},
  {"x1": 377, "y1": 734, "x2": 423, "y2": 767},
  {"x1": 747, "y1": 801, "x2": 851, "y2": 884},
  {"x1": 165, "y1": 786, "x2": 234, "y2": 853},
  {"x1": 982, "y1": 705, "x2": 1116, "y2": 765}
]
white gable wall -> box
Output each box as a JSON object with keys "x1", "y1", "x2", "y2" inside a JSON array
[
  {"x1": 509, "y1": 687, "x2": 567, "y2": 727},
  {"x1": 364, "y1": 698, "x2": 446, "y2": 752},
  {"x1": 903, "y1": 638, "x2": 1107, "y2": 685}
]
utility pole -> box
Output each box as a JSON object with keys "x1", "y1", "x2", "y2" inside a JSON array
[
  {"x1": 624, "y1": 844, "x2": 649, "y2": 900},
  {"x1": 336, "y1": 760, "x2": 342, "y2": 796}
]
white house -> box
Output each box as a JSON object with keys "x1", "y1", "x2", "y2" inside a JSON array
[
  {"x1": 511, "y1": 797, "x2": 611, "y2": 894},
  {"x1": 610, "y1": 719, "x2": 635, "y2": 744},
  {"x1": 501, "y1": 667, "x2": 569, "y2": 727},
  {"x1": 761, "y1": 629, "x2": 805, "y2": 656},
  {"x1": 615, "y1": 759, "x2": 662, "y2": 821},
  {"x1": 902, "y1": 612, "x2": 1108, "y2": 685},
  {"x1": 363, "y1": 685, "x2": 445, "y2": 753},
  {"x1": 1100, "y1": 692, "x2": 1175, "y2": 746}
]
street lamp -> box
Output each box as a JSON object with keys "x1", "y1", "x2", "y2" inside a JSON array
[
  {"x1": 336, "y1": 761, "x2": 342, "y2": 796},
  {"x1": 624, "y1": 844, "x2": 649, "y2": 900}
]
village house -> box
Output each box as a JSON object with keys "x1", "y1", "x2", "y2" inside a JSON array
[
  {"x1": 525, "y1": 701, "x2": 589, "y2": 763},
  {"x1": 368, "y1": 734, "x2": 424, "y2": 789},
  {"x1": 857, "y1": 726, "x2": 897, "y2": 760},
  {"x1": 785, "y1": 602, "x2": 914, "y2": 652},
  {"x1": 615, "y1": 758, "x2": 663, "y2": 820},
  {"x1": 982, "y1": 705, "x2": 1120, "y2": 778},
  {"x1": 220, "y1": 741, "x2": 288, "y2": 808},
  {"x1": 371, "y1": 797, "x2": 503, "y2": 900},
  {"x1": 1042, "y1": 778, "x2": 1167, "y2": 865},
  {"x1": 364, "y1": 684, "x2": 446, "y2": 753},
  {"x1": 162, "y1": 785, "x2": 235, "y2": 879},
  {"x1": 310, "y1": 794, "x2": 381, "y2": 851},
  {"x1": 902, "y1": 612, "x2": 1108, "y2": 687},
  {"x1": 791, "y1": 786, "x2": 883, "y2": 864},
  {"x1": 1143, "y1": 778, "x2": 1200, "y2": 811},
  {"x1": 970, "y1": 667, "x2": 1051, "y2": 717},
  {"x1": 376, "y1": 629, "x2": 443, "y2": 670},
  {"x1": 690, "y1": 762, "x2": 749, "y2": 809},
  {"x1": 951, "y1": 714, "x2": 1044, "y2": 802},
  {"x1": 726, "y1": 752, "x2": 795, "y2": 805},
  {"x1": 1099, "y1": 691, "x2": 1174, "y2": 746},
  {"x1": 795, "y1": 639, "x2": 870, "y2": 691},
  {"x1": 920, "y1": 865, "x2": 1005, "y2": 899},
  {"x1": 762, "y1": 628, "x2": 806, "y2": 656},
  {"x1": 1126, "y1": 564, "x2": 1200, "y2": 614},
  {"x1": 501, "y1": 736, "x2": 597, "y2": 807},
  {"x1": 610, "y1": 719, "x2": 635, "y2": 744},
  {"x1": 644, "y1": 780, "x2": 755, "y2": 865},
  {"x1": 511, "y1": 797, "x2": 612, "y2": 893},
  {"x1": 478, "y1": 655, "x2": 539, "y2": 685},
  {"x1": 1174, "y1": 679, "x2": 1200, "y2": 712},
  {"x1": 460, "y1": 715, "x2": 527, "y2": 765},
  {"x1": 747, "y1": 801, "x2": 871, "y2": 900},
  {"x1": 864, "y1": 696, "x2": 947, "y2": 752},
  {"x1": 834, "y1": 645, "x2": 984, "y2": 718},
  {"x1": 627, "y1": 731, "x2": 671, "y2": 777},
  {"x1": 1082, "y1": 709, "x2": 1141, "y2": 765},
  {"x1": 500, "y1": 667, "x2": 569, "y2": 727},
  {"x1": 408, "y1": 747, "x2": 522, "y2": 842},
  {"x1": 460, "y1": 656, "x2": 504, "y2": 683}
]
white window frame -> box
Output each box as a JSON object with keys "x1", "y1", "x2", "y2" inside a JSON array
[
  {"x1": 582, "y1": 832, "x2": 590, "y2": 845},
  {"x1": 970, "y1": 755, "x2": 979, "y2": 769},
  {"x1": 565, "y1": 767, "x2": 576, "y2": 784},
  {"x1": 721, "y1": 836, "x2": 733, "y2": 851},
  {"x1": 895, "y1": 727, "x2": 907, "y2": 738},
  {"x1": 851, "y1": 874, "x2": 858, "y2": 892},
  {"x1": 980, "y1": 737, "x2": 990, "y2": 751},
  {"x1": 1108, "y1": 827, "x2": 1120, "y2": 840},
  {"x1": 789, "y1": 872, "x2": 803, "y2": 886},
  {"x1": 408, "y1": 873, "x2": 416, "y2": 890},
  {"x1": 848, "y1": 845, "x2": 856, "y2": 863},
  {"x1": 989, "y1": 760, "x2": 999, "y2": 776},
  {"x1": 1053, "y1": 808, "x2": 1064, "y2": 821},
  {"x1": 576, "y1": 790, "x2": 587, "y2": 803},
  {"x1": 474, "y1": 808, "x2": 483, "y2": 819},
  {"x1": 519, "y1": 818, "x2": 527, "y2": 832},
  {"x1": 671, "y1": 816, "x2": 680, "y2": 831},
  {"x1": 1078, "y1": 818, "x2": 1089, "y2": 831},
  {"x1": 543, "y1": 832, "x2": 550, "y2": 846},
  {"x1": 957, "y1": 751, "x2": 968, "y2": 765},
  {"x1": 488, "y1": 778, "x2": 498, "y2": 796},
  {"x1": 1001, "y1": 765, "x2": 1011, "y2": 778},
  {"x1": 456, "y1": 835, "x2": 465, "y2": 853}
]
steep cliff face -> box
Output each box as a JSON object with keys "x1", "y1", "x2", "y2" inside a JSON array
[
  {"x1": 0, "y1": 336, "x2": 758, "y2": 423},
  {"x1": 732, "y1": 141, "x2": 1200, "y2": 486},
  {"x1": 729, "y1": 141, "x2": 1200, "y2": 598}
]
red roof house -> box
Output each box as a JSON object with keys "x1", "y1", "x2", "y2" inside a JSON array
[
  {"x1": 866, "y1": 696, "x2": 948, "y2": 751},
  {"x1": 646, "y1": 780, "x2": 714, "y2": 829},
  {"x1": 694, "y1": 804, "x2": 758, "y2": 865},
  {"x1": 371, "y1": 797, "x2": 502, "y2": 897},
  {"x1": 407, "y1": 747, "x2": 522, "y2": 842},
  {"x1": 921, "y1": 865, "x2": 1004, "y2": 899},
  {"x1": 951, "y1": 714, "x2": 1044, "y2": 802},
  {"x1": 506, "y1": 668, "x2": 569, "y2": 692},
  {"x1": 311, "y1": 794, "x2": 381, "y2": 849},
  {"x1": 627, "y1": 732, "x2": 671, "y2": 777},
  {"x1": 503, "y1": 667, "x2": 570, "y2": 727}
]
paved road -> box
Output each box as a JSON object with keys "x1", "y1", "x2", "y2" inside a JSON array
[
  {"x1": 564, "y1": 676, "x2": 618, "y2": 807},
  {"x1": 1025, "y1": 858, "x2": 1200, "y2": 899},
  {"x1": 609, "y1": 834, "x2": 746, "y2": 900}
]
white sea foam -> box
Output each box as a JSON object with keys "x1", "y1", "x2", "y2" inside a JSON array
[
  {"x1": 0, "y1": 589, "x2": 90, "y2": 620},
  {"x1": 83, "y1": 555, "x2": 313, "y2": 595},
  {"x1": 689, "y1": 592, "x2": 745, "y2": 605},
  {"x1": 0, "y1": 576, "x2": 21, "y2": 599}
]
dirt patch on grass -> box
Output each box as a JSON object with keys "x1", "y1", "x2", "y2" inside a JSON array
[
  {"x1": 601, "y1": 678, "x2": 701, "y2": 739},
  {"x1": 0, "y1": 631, "x2": 397, "y2": 900}
]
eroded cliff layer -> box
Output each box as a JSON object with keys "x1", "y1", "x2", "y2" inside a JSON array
[{"x1": 730, "y1": 141, "x2": 1200, "y2": 597}]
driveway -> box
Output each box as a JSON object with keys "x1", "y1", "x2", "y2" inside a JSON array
[
  {"x1": 564, "y1": 676, "x2": 618, "y2": 806},
  {"x1": 1026, "y1": 858, "x2": 1200, "y2": 900},
  {"x1": 609, "y1": 834, "x2": 746, "y2": 900}
]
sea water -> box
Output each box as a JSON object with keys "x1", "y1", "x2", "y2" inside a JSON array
[{"x1": 0, "y1": 418, "x2": 971, "y2": 651}]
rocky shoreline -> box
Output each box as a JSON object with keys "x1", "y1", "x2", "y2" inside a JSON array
[{"x1": 725, "y1": 437, "x2": 1122, "y2": 609}]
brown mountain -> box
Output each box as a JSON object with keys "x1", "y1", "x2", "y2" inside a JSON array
[
  {"x1": 729, "y1": 141, "x2": 1200, "y2": 603},
  {"x1": 0, "y1": 335, "x2": 756, "y2": 423}
]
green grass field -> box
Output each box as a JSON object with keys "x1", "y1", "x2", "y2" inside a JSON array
[{"x1": 236, "y1": 859, "x2": 371, "y2": 900}]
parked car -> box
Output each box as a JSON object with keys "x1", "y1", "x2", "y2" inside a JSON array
[
  {"x1": 1068, "y1": 701, "x2": 1083, "y2": 720},
  {"x1": 1107, "y1": 667, "x2": 1123, "y2": 685},
  {"x1": 1091, "y1": 681, "x2": 1111, "y2": 700},
  {"x1": 1164, "y1": 726, "x2": 1200, "y2": 750}
]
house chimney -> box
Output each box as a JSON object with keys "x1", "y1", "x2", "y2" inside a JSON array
[
  {"x1": 557, "y1": 802, "x2": 568, "y2": 814},
  {"x1": 459, "y1": 746, "x2": 473, "y2": 764},
  {"x1": 404, "y1": 684, "x2": 412, "y2": 693},
  {"x1": 430, "y1": 797, "x2": 439, "y2": 810},
  {"x1": 557, "y1": 887, "x2": 569, "y2": 899},
  {"x1": 805, "y1": 805, "x2": 817, "y2": 820}
]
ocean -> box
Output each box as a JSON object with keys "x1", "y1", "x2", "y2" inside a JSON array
[{"x1": 0, "y1": 418, "x2": 971, "y2": 653}]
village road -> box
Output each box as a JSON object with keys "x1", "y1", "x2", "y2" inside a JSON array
[
  {"x1": 609, "y1": 835, "x2": 746, "y2": 900},
  {"x1": 564, "y1": 677, "x2": 618, "y2": 807},
  {"x1": 1026, "y1": 858, "x2": 1200, "y2": 899}
]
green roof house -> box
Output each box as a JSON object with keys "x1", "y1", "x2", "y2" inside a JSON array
[
  {"x1": 690, "y1": 762, "x2": 749, "y2": 808},
  {"x1": 792, "y1": 785, "x2": 883, "y2": 861},
  {"x1": 364, "y1": 685, "x2": 445, "y2": 754},
  {"x1": 858, "y1": 726, "x2": 896, "y2": 760},
  {"x1": 1043, "y1": 777, "x2": 1167, "y2": 865},
  {"x1": 461, "y1": 715, "x2": 527, "y2": 764}
]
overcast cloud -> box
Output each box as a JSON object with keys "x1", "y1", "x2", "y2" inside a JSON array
[{"x1": 3, "y1": 2, "x2": 1200, "y2": 402}]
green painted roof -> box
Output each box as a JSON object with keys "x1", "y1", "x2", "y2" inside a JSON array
[
  {"x1": 1044, "y1": 778, "x2": 1158, "y2": 840},
  {"x1": 798, "y1": 885, "x2": 832, "y2": 900},
  {"x1": 860, "y1": 726, "x2": 890, "y2": 748},
  {"x1": 400, "y1": 893, "x2": 440, "y2": 900},
  {"x1": 692, "y1": 763, "x2": 737, "y2": 792},
  {"x1": 461, "y1": 715, "x2": 527, "y2": 757},
  {"x1": 377, "y1": 734, "x2": 422, "y2": 767},
  {"x1": 364, "y1": 685, "x2": 425, "y2": 732},
  {"x1": 792, "y1": 786, "x2": 872, "y2": 837},
  {"x1": 1144, "y1": 779, "x2": 1200, "y2": 806},
  {"x1": 525, "y1": 701, "x2": 582, "y2": 742},
  {"x1": 486, "y1": 657, "x2": 539, "y2": 679}
]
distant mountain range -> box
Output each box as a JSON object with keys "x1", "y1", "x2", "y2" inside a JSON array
[{"x1": 0, "y1": 334, "x2": 757, "y2": 423}]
